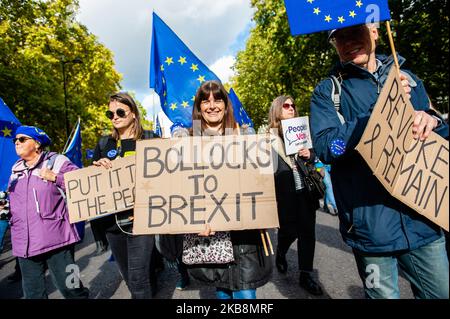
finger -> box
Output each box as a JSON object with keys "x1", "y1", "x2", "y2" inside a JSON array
[
  {"x1": 415, "y1": 119, "x2": 428, "y2": 140},
  {"x1": 420, "y1": 119, "x2": 436, "y2": 140}
]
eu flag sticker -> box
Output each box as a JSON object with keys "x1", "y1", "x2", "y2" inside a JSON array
[
  {"x1": 330, "y1": 139, "x2": 346, "y2": 156},
  {"x1": 107, "y1": 149, "x2": 118, "y2": 159}
]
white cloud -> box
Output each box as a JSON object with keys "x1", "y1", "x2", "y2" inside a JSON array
[
  {"x1": 210, "y1": 55, "x2": 236, "y2": 84},
  {"x1": 76, "y1": 0, "x2": 253, "y2": 110}
]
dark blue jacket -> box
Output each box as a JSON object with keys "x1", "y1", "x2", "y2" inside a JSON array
[{"x1": 310, "y1": 54, "x2": 448, "y2": 253}]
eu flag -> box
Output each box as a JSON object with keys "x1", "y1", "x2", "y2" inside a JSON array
[
  {"x1": 150, "y1": 12, "x2": 221, "y2": 129},
  {"x1": 284, "y1": 0, "x2": 391, "y2": 36},
  {"x1": 63, "y1": 118, "x2": 82, "y2": 168},
  {"x1": 154, "y1": 113, "x2": 162, "y2": 138},
  {"x1": 0, "y1": 97, "x2": 21, "y2": 191},
  {"x1": 62, "y1": 118, "x2": 85, "y2": 240},
  {"x1": 229, "y1": 88, "x2": 254, "y2": 128}
]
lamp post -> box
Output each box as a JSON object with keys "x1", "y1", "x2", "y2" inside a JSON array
[{"x1": 61, "y1": 57, "x2": 83, "y2": 140}]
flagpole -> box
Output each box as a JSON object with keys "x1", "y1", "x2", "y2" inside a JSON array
[{"x1": 385, "y1": 21, "x2": 400, "y2": 72}]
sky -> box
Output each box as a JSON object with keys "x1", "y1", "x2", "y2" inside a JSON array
[{"x1": 76, "y1": 0, "x2": 254, "y2": 120}]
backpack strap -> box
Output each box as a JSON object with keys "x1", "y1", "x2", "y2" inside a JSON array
[
  {"x1": 43, "y1": 152, "x2": 67, "y2": 200},
  {"x1": 329, "y1": 75, "x2": 346, "y2": 125}
]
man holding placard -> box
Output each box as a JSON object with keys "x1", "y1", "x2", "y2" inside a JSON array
[{"x1": 310, "y1": 24, "x2": 449, "y2": 299}]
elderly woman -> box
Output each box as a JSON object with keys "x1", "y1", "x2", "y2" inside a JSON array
[{"x1": 8, "y1": 125, "x2": 88, "y2": 299}]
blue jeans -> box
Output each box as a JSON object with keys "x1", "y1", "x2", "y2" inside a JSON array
[
  {"x1": 0, "y1": 220, "x2": 8, "y2": 253},
  {"x1": 216, "y1": 288, "x2": 256, "y2": 299},
  {"x1": 322, "y1": 169, "x2": 337, "y2": 210},
  {"x1": 353, "y1": 236, "x2": 449, "y2": 299},
  {"x1": 18, "y1": 245, "x2": 89, "y2": 299}
]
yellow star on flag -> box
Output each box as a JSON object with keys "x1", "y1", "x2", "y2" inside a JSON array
[
  {"x1": 190, "y1": 63, "x2": 199, "y2": 72},
  {"x1": 182, "y1": 101, "x2": 189, "y2": 108},
  {"x1": 338, "y1": 16, "x2": 345, "y2": 23},
  {"x1": 324, "y1": 15, "x2": 332, "y2": 22},
  {"x1": 349, "y1": 11, "x2": 357, "y2": 18},
  {"x1": 170, "y1": 103, "x2": 177, "y2": 111},
  {"x1": 160, "y1": 64, "x2": 164, "y2": 71},
  {"x1": 192, "y1": 96, "x2": 196, "y2": 102},
  {"x1": 165, "y1": 57, "x2": 174, "y2": 65},
  {"x1": 313, "y1": 8, "x2": 321, "y2": 15},
  {"x1": 178, "y1": 57, "x2": 187, "y2": 65},
  {"x1": 197, "y1": 75, "x2": 205, "y2": 83},
  {"x1": 1, "y1": 126, "x2": 12, "y2": 137},
  {"x1": 307, "y1": 0, "x2": 314, "y2": 3},
  {"x1": 356, "y1": 1, "x2": 363, "y2": 8}
]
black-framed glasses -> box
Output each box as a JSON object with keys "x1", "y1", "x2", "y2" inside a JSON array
[
  {"x1": 282, "y1": 103, "x2": 296, "y2": 110},
  {"x1": 105, "y1": 108, "x2": 128, "y2": 120},
  {"x1": 13, "y1": 136, "x2": 33, "y2": 144}
]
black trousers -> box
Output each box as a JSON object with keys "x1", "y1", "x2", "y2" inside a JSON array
[
  {"x1": 106, "y1": 230, "x2": 155, "y2": 299},
  {"x1": 18, "y1": 245, "x2": 89, "y2": 299},
  {"x1": 90, "y1": 218, "x2": 108, "y2": 248},
  {"x1": 277, "y1": 191, "x2": 317, "y2": 272}
]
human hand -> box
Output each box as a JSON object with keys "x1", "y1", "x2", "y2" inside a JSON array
[
  {"x1": 400, "y1": 72, "x2": 411, "y2": 100},
  {"x1": 298, "y1": 148, "x2": 311, "y2": 160},
  {"x1": 412, "y1": 111, "x2": 438, "y2": 141},
  {"x1": 40, "y1": 167, "x2": 57, "y2": 182},
  {"x1": 93, "y1": 158, "x2": 113, "y2": 169},
  {"x1": 198, "y1": 224, "x2": 215, "y2": 237}
]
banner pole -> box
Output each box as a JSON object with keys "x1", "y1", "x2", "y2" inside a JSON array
[{"x1": 386, "y1": 21, "x2": 400, "y2": 72}]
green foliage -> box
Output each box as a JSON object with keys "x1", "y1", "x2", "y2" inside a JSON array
[
  {"x1": 231, "y1": 0, "x2": 449, "y2": 130},
  {"x1": 0, "y1": 0, "x2": 122, "y2": 156}
]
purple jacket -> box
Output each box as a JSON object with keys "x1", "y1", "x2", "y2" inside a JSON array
[{"x1": 8, "y1": 152, "x2": 80, "y2": 258}]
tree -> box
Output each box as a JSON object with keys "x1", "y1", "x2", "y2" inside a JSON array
[
  {"x1": 231, "y1": 0, "x2": 449, "y2": 130},
  {"x1": 0, "y1": 0, "x2": 122, "y2": 155}
]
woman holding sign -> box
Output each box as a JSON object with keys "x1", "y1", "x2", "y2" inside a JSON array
[
  {"x1": 92, "y1": 92, "x2": 158, "y2": 299},
  {"x1": 268, "y1": 96, "x2": 324, "y2": 296},
  {"x1": 7, "y1": 126, "x2": 89, "y2": 299},
  {"x1": 179, "y1": 80, "x2": 272, "y2": 299}
]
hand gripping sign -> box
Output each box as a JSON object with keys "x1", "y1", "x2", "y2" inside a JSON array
[{"x1": 356, "y1": 68, "x2": 449, "y2": 231}]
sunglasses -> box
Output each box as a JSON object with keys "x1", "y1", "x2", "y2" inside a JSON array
[
  {"x1": 105, "y1": 108, "x2": 128, "y2": 120},
  {"x1": 13, "y1": 136, "x2": 33, "y2": 144},
  {"x1": 282, "y1": 103, "x2": 296, "y2": 110}
]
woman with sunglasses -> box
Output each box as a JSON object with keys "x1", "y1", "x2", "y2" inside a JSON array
[
  {"x1": 92, "y1": 92, "x2": 158, "y2": 299},
  {"x1": 7, "y1": 126, "x2": 89, "y2": 299},
  {"x1": 179, "y1": 80, "x2": 272, "y2": 299},
  {"x1": 268, "y1": 96, "x2": 324, "y2": 296}
]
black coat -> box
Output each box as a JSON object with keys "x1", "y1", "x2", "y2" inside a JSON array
[
  {"x1": 187, "y1": 229, "x2": 273, "y2": 290},
  {"x1": 273, "y1": 147, "x2": 319, "y2": 237}
]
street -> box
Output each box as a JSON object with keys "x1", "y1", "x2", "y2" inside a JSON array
[{"x1": 0, "y1": 207, "x2": 413, "y2": 299}]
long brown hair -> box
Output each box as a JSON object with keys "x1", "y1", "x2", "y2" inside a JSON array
[
  {"x1": 191, "y1": 81, "x2": 237, "y2": 135},
  {"x1": 268, "y1": 95, "x2": 298, "y2": 138},
  {"x1": 109, "y1": 92, "x2": 144, "y2": 140}
]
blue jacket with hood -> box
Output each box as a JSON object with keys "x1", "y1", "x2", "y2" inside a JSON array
[{"x1": 310, "y1": 54, "x2": 448, "y2": 253}]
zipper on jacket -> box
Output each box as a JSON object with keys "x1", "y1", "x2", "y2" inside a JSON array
[{"x1": 33, "y1": 188, "x2": 40, "y2": 214}]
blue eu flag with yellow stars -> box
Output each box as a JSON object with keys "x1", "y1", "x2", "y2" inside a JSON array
[
  {"x1": 64, "y1": 118, "x2": 82, "y2": 168},
  {"x1": 0, "y1": 97, "x2": 21, "y2": 191},
  {"x1": 228, "y1": 88, "x2": 254, "y2": 128},
  {"x1": 150, "y1": 12, "x2": 221, "y2": 129},
  {"x1": 154, "y1": 114, "x2": 162, "y2": 138},
  {"x1": 284, "y1": 0, "x2": 391, "y2": 36}
]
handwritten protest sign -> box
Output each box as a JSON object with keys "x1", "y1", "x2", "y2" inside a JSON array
[
  {"x1": 281, "y1": 116, "x2": 313, "y2": 155},
  {"x1": 65, "y1": 156, "x2": 136, "y2": 223},
  {"x1": 356, "y1": 68, "x2": 449, "y2": 231},
  {"x1": 133, "y1": 134, "x2": 279, "y2": 234}
]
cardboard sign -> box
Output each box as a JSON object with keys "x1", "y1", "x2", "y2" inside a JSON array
[
  {"x1": 65, "y1": 156, "x2": 136, "y2": 223},
  {"x1": 356, "y1": 68, "x2": 449, "y2": 231},
  {"x1": 281, "y1": 116, "x2": 313, "y2": 155},
  {"x1": 133, "y1": 134, "x2": 279, "y2": 234}
]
